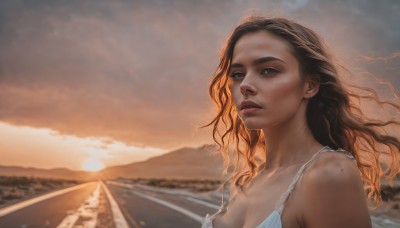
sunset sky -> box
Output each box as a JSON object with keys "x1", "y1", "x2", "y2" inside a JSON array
[{"x1": 0, "y1": 0, "x2": 399, "y2": 171}]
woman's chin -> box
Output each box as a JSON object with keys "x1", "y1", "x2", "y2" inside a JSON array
[{"x1": 242, "y1": 121, "x2": 266, "y2": 130}]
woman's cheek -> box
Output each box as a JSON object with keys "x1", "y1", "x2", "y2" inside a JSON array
[{"x1": 268, "y1": 77, "x2": 303, "y2": 114}]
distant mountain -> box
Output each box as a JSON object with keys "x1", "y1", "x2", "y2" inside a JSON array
[
  {"x1": 0, "y1": 144, "x2": 226, "y2": 181},
  {"x1": 0, "y1": 165, "x2": 99, "y2": 181},
  {"x1": 100, "y1": 144, "x2": 225, "y2": 180}
]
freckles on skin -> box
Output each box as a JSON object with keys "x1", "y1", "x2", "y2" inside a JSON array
[{"x1": 229, "y1": 31, "x2": 306, "y2": 128}]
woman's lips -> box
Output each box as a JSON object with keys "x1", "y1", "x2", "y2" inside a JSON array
[
  {"x1": 241, "y1": 107, "x2": 261, "y2": 114},
  {"x1": 239, "y1": 100, "x2": 262, "y2": 115},
  {"x1": 240, "y1": 100, "x2": 262, "y2": 109}
]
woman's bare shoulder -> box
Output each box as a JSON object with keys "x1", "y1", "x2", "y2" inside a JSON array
[
  {"x1": 305, "y1": 151, "x2": 360, "y2": 181},
  {"x1": 298, "y1": 151, "x2": 372, "y2": 228}
]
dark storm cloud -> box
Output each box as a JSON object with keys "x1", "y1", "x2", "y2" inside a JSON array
[{"x1": 0, "y1": 0, "x2": 399, "y2": 149}]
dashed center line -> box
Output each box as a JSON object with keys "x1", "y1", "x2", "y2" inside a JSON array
[
  {"x1": 101, "y1": 181, "x2": 130, "y2": 228},
  {"x1": 56, "y1": 182, "x2": 101, "y2": 228}
]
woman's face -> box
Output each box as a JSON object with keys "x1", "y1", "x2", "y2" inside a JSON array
[{"x1": 229, "y1": 30, "x2": 309, "y2": 130}]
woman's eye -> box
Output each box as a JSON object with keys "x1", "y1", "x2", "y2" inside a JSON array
[
  {"x1": 229, "y1": 72, "x2": 244, "y2": 80},
  {"x1": 261, "y1": 68, "x2": 278, "y2": 75}
]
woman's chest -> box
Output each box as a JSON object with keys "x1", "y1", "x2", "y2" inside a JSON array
[{"x1": 214, "y1": 172, "x2": 304, "y2": 228}]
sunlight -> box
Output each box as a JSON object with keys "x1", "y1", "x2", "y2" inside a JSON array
[
  {"x1": 82, "y1": 157, "x2": 105, "y2": 171},
  {"x1": 0, "y1": 122, "x2": 166, "y2": 171}
]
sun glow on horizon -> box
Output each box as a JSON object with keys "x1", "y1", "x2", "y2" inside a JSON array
[
  {"x1": 0, "y1": 122, "x2": 168, "y2": 170},
  {"x1": 82, "y1": 157, "x2": 105, "y2": 172}
]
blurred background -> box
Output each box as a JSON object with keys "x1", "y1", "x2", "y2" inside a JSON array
[{"x1": 0, "y1": 0, "x2": 399, "y2": 227}]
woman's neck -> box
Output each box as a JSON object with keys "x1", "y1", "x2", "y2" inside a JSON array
[{"x1": 262, "y1": 111, "x2": 323, "y2": 171}]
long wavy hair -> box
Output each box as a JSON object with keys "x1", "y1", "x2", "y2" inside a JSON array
[{"x1": 204, "y1": 16, "x2": 400, "y2": 208}]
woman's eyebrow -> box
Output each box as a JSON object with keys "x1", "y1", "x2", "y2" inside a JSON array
[
  {"x1": 230, "y1": 56, "x2": 286, "y2": 69},
  {"x1": 253, "y1": 56, "x2": 286, "y2": 65}
]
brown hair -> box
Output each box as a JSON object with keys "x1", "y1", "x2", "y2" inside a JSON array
[{"x1": 204, "y1": 16, "x2": 400, "y2": 208}]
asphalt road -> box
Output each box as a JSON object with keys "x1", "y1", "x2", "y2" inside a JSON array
[
  {"x1": 106, "y1": 183, "x2": 219, "y2": 228},
  {"x1": 0, "y1": 182, "x2": 97, "y2": 228},
  {"x1": 0, "y1": 180, "x2": 398, "y2": 228},
  {"x1": 0, "y1": 181, "x2": 220, "y2": 228}
]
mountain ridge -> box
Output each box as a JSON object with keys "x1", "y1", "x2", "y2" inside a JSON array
[{"x1": 0, "y1": 144, "x2": 224, "y2": 181}]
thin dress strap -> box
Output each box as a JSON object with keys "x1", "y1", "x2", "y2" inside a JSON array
[
  {"x1": 218, "y1": 176, "x2": 232, "y2": 212},
  {"x1": 275, "y1": 146, "x2": 355, "y2": 214},
  {"x1": 220, "y1": 180, "x2": 226, "y2": 209},
  {"x1": 202, "y1": 178, "x2": 230, "y2": 224}
]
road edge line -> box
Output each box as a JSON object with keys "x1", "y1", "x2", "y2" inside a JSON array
[
  {"x1": 183, "y1": 196, "x2": 220, "y2": 210},
  {"x1": 130, "y1": 189, "x2": 204, "y2": 223},
  {"x1": 0, "y1": 182, "x2": 93, "y2": 217}
]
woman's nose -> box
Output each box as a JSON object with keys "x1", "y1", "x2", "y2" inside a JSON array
[{"x1": 240, "y1": 75, "x2": 257, "y2": 96}]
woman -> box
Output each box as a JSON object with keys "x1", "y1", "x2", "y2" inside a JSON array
[{"x1": 201, "y1": 16, "x2": 400, "y2": 228}]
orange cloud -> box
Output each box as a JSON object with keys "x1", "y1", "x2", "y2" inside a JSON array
[{"x1": 0, "y1": 0, "x2": 398, "y2": 153}]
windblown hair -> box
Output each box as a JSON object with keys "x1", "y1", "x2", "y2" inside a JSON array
[{"x1": 204, "y1": 16, "x2": 400, "y2": 208}]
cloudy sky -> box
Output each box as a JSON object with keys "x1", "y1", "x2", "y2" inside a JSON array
[{"x1": 0, "y1": 0, "x2": 399, "y2": 170}]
